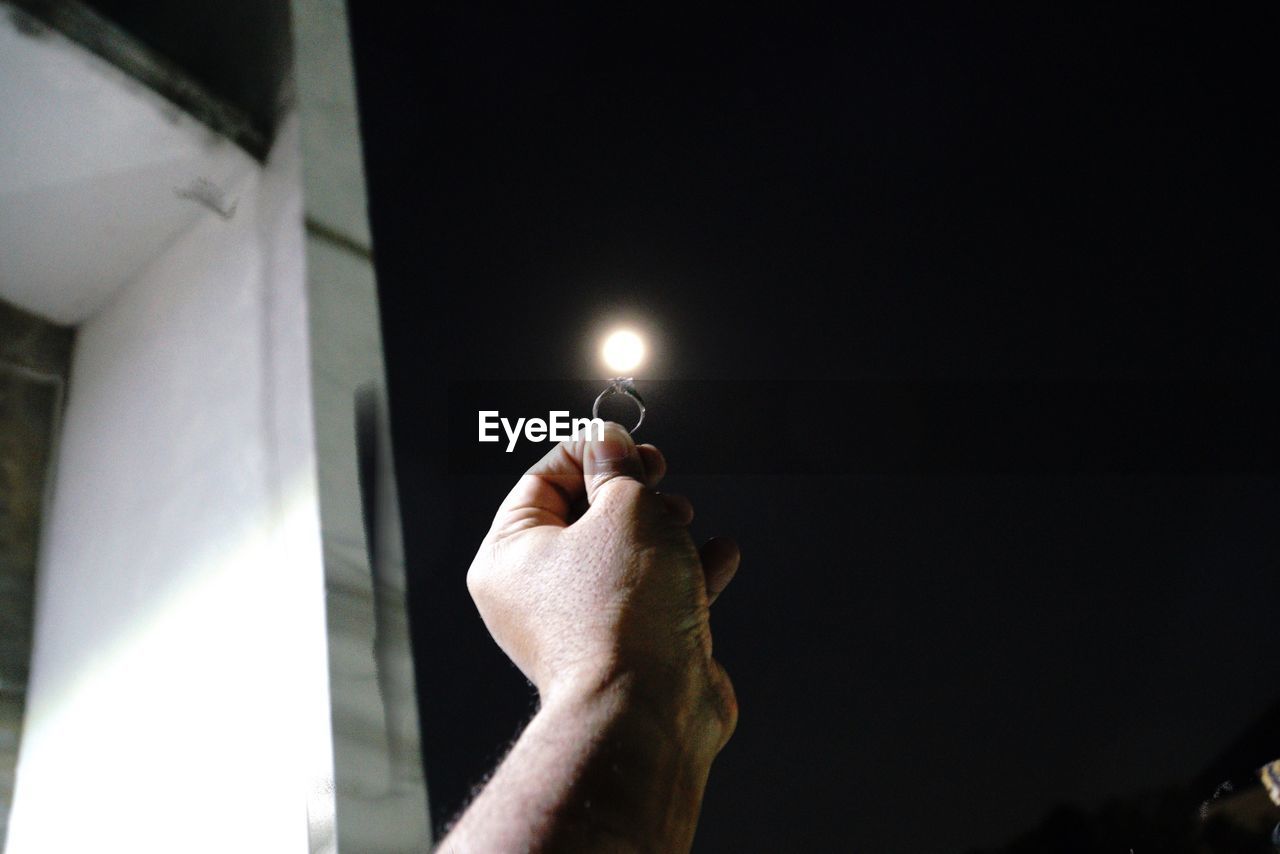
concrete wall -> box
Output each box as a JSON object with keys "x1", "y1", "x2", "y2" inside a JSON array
[
  {"x1": 0, "y1": 3, "x2": 257, "y2": 325},
  {"x1": 292, "y1": 0, "x2": 432, "y2": 848},
  {"x1": 4, "y1": 113, "x2": 338, "y2": 852},
  {"x1": 3, "y1": 2, "x2": 429, "y2": 849}
]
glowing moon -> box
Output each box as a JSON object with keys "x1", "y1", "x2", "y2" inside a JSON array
[{"x1": 601, "y1": 329, "x2": 645, "y2": 374}]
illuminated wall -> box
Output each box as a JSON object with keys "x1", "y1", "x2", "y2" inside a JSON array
[{"x1": 1, "y1": 1, "x2": 430, "y2": 850}]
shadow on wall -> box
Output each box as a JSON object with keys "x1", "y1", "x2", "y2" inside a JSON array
[{"x1": 0, "y1": 300, "x2": 73, "y2": 848}]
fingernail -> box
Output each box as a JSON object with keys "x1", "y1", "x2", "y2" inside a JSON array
[{"x1": 592, "y1": 421, "x2": 634, "y2": 463}]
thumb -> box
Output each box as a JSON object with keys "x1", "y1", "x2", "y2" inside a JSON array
[{"x1": 583, "y1": 421, "x2": 646, "y2": 504}]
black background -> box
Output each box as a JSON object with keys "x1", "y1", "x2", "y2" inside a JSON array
[{"x1": 347, "y1": 4, "x2": 1278, "y2": 851}]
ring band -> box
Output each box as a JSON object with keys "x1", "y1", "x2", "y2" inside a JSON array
[{"x1": 592, "y1": 377, "x2": 645, "y2": 434}]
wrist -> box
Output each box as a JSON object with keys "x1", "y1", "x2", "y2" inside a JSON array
[
  {"x1": 542, "y1": 659, "x2": 733, "y2": 767},
  {"x1": 441, "y1": 661, "x2": 725, "y2": 854},
  {"x1": 534, "y1": 671, "x2": 721, "y2": 852}
]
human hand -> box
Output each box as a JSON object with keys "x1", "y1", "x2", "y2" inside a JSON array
[{"x1": 466, "y1": 421, "x2": 740, "y2": 754}]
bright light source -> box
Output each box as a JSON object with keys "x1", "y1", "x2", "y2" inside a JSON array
[{"x1": 601, "y1": 329, "x2": 645, "y2": 374}]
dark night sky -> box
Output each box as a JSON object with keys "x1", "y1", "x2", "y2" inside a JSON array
[{"x1": 347, "y1": 4, "x2": 1279, "y2": 851}]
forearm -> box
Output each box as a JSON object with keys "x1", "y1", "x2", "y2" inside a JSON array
[{"x1": 438, "y1": 675, "x2": 720, "y2": 853}]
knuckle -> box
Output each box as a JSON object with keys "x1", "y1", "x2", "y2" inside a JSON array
[
  {"x1": 465, "y1": 540, "x2": 500, "y2": 600},
  {"x1": 595, "y1": 473, "x2": 646, "y2": 502},
  {"x1": 710, "y1": 662, "x2": 740, "y2": 742},
  {"x1": 464, "y1": 564, "x2": 484, "y2": 599}
]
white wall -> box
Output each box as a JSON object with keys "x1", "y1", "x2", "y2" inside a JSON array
[
  {"x1": 0, "y1": 3, "x2": 254, "y2": 325},
  {"x1": 4, "y1": 2, "x2": 430, "y2": 849},
  {"x1": 5, "y1": 114, "x2": 336, "y2": 853},
  {"x1": 292, "y1": 0, "x2": 432, "y2": 848}
]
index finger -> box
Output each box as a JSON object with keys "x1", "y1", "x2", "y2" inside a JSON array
[
  {"x1": 491, "y1": 440, "x2": 587, "y2": 535},
  {"x1": 488, "y1": 423, "x2": 649, "y2": 536}
]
